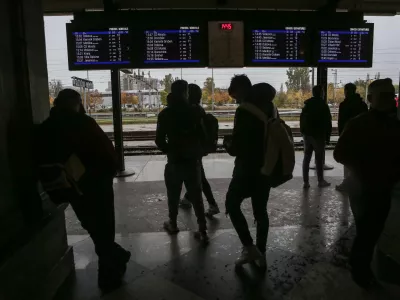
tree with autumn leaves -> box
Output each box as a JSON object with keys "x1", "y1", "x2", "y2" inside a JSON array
[
  {"x1": 121, "y1": 92, "x2": 139, "y2": 107},
  {"x1": 87, "y1": 89, "x2": 104, "y2": 109},
  {"x1": 201, "y1": 77, "x2": 233, "y2": 106}
]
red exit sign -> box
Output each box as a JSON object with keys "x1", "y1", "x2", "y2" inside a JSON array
[{"x1": 220, "y1": 23, "x2": 233, "y2": 31}]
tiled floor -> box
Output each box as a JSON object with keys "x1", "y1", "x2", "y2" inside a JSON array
[{"x1": 57, "y1": 152, "x2": 400, "y2": 300}]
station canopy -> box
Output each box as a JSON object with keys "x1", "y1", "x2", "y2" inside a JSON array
[{"x1": 43, "y1": 0, "x2": 400, "y2": 15}]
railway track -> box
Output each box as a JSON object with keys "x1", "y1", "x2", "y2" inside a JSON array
[
  {"x1": 122, "y1": 137, "x2": 338, "y2": 156},
  {"x1": 108, "y1": 127, "x2": 339, "y2": 142}
]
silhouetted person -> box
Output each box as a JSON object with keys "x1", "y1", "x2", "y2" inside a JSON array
[
  {"x1": 334, "y1": 78, "x2": 400, "y2": 288},
  {"x1": 179, "y1": 84, "x2": 220, "y2": 216},
  {"x1": 225, "y1": 80, "x2": 276, "y2": 268},
  {"x1": 300, "y1": 85, "x2": 332, "y2": 188},
  {"x1": 227, "y1": 74, "x2": 252, "y2": 104},
  {"x1": 336, "y1": 83, "x2": 368, "y2": 192},
  {"x1": 155, "y1": 80, "x2": 208, "y2": 241},
  {"x1": 35, "y1": 89, "x2": 130, "y2": 290}
]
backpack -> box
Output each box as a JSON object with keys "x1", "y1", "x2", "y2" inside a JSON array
[
  {"x1": 38, "y1": 153, "x2": 86, "y2": 197},
  {"x1": 202, "y1": 113, "x2": 219, "y2": 155},
  {"x1": 239, "y1": 102, "x2": 295, "y2": 187}
]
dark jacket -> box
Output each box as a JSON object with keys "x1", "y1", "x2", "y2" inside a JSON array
[
  {"x1": 300, "y1": 97, "x2": 332, "y2": 141},
  {"x1": 35, "y1": 107, "x2": 118, "y2": 180},
  {"x1": 334, "y1": 107, "x2": 400, "y2": 190},
  {"x1": 226, "y1": 101, "x2": 275, "y2": 174},
  {"x1": 155, "y1": 97, "x2": 204, "y2": 163},
  {"x1": 338, "y1": 94, "x2": 368, "y2": 135}
]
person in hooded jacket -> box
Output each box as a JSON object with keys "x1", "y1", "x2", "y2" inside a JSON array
[
  {"x1": 179, "y1": 84, "x2": 220, "y2": 216},
  {"x1": 336, "y1": 83, "x2": 368, "y2": 192},
  {"x1": 225, "y1": 82, "x2": 277, "y2": 268},
  {"x1": 35, "y1": 89, "x2": 130, "y2": 290},
  {"x1": 155, "y1": 80, "x2": 208, "y2": 241},
  {"x1": 300, "y1": 85, "x2": 332, "y2": 188}
]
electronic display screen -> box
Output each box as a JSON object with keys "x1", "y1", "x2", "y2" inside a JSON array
[
  {"x1": 67, "y1": 24, "x2": 132, "y2": 70},
  {"x1": 316, "y1": 26, "x2": 374, "y2": 67},
  {"x1": 246, "y1": 26, "x2": 308, "y2": 66},
  {"x1": 140, "y1": 25, "x2": 205, "y2": 67}
]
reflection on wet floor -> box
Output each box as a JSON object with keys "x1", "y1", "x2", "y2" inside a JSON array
[{"x1": 58, "y1": 152, "x2": 400, "y2": 300}]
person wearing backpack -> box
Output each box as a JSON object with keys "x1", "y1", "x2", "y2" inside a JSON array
[
  {"x1": 34, "y1": 89, "x2": 131, "y2": 291},
  {"x1": 179, "y1": 84, "x2": 220, "y2": 216},
  {"x1": 225, "y1": 82, "x2": 282, "y2": 268},
  {"x1": 300, "y1": 85, "x2": 332, "y2": 188},
  {"x1": 155, "y1": 80, "x2": 208, "y2": 241}
]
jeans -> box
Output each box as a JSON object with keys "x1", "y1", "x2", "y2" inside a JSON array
[
  {"x1": 302, "y1": 135, "x2": 325, "y2": 183},
  {"x1": 350, "y1": 187, "x2": 391, "y2": 276},
  {"x1": 183, "y1": 160, "x2": 217, "y2": 207},
  {"x1": 164, "y1": 161, "x2": 207, "y2": 231},
  {"x1": 49, "y1": 177, "x2": 125, "y2": 264},
  {"x1": 225, "y1": 168, "x2": 271, "y2": 253}
]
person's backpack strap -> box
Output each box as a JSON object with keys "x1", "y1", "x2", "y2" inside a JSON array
[{"x1": 239, "y1": 102, "x2": 269, "y2": 140}]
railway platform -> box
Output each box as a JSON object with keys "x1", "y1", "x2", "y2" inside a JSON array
[{"x1": 57, "y1": 151, "x2": 400, "y2": 300}]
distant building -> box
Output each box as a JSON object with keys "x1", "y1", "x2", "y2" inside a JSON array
[
  {"x1": 100, "y1": 90, "x2": 161, "y2": 108},
  {"x1": 107, "y1": 72, "x2": 161, "y2": 92}
]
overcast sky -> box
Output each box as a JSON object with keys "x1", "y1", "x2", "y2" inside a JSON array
[{"x1": 44, "y1": 15, "x2": 400, "y2": 92}]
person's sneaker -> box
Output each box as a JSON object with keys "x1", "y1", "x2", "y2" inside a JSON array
[
  {"x1": 98, "y1": 265, "x2": 123, "y2": 291},
  {"x1": 235, "y1": 245, "x2": 263, "y2": 266},
  {"x1": 335, "y1": 183, "x2": 348, "y2": 193},
  {"x1": 255, "y1": 253, "x2": 267, "y2": 270},
  {"x1": 318, "y1": 180, "x2": 331, "y2": 188},
  {"x1": 163, "y1": 220, "x2": 179, "y2": 234},
  {"x1": 179, "y1": 197, "x2": 192, "y2": 209},
  {"x1": 194, "y1": 230, "x2": 209, "y2": 243},
  {"x1": 205, "y1": 204, "x2": 220, "y2": 217},
  {"x1": 98, "y1": 251, "x2": 131, "y2": 292},
  {"x1": 303, "y1": 182, "x2": 311, "y2": 189}
]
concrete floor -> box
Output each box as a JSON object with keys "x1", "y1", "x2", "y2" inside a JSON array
[{"x1": 57, "y1": 152, "x2": 400, "y2": 300}]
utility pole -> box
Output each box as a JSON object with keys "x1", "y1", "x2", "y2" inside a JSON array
[
  {"x1": 211, "y1": 68, "x2": 215, "y2": 111},
  {"x1": 311, "y1": 67, "x2": 315, "y2": 87},
  {"x1": 84, "y1": 70, "x2": 89, "y2": 112},
  {"x1": 398, "y1": 71, "x2": 400, "y2": 120},
  {"x1": 332, "y1": 69, "x2": 338, "y2": 103},
  {"x1": 365, "y1": 73, "x2": 370, "y2": 102}
]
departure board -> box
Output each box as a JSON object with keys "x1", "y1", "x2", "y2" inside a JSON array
[
  {"x1": 317, "y1": 27, "x2": 373, "y2": 66},
  {"x1": 67, "y1": 26, "x2": 131, "y2": 70},
  {"x1": 248, "y1": 27, "x2": 307, "y2": 65},
  {"x1": 142, "y1": 26, "x2": 203, "y2": 66}
]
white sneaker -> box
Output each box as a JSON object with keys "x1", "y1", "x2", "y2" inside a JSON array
[
  {"x1": 179, "y1": 197, "x2": 192, "y2": 209},
  {"x1": 235, "y1": 245, "x2": 263, "y2": 266},
  {"x1": 206, "y1": 204, "x2": 220, "y2": 216}
]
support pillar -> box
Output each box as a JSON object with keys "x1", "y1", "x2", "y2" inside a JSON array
[
  {"x1": 0, "y1": 0, "x2": 74, "y2": 299},
  {"x1": 111, "y1": 69, "x2": 135, "y2": 177}
]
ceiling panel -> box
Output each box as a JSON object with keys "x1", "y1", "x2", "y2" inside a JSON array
[{"x1": 42, "y1": 0, "x2": 400, "y2": 14}]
